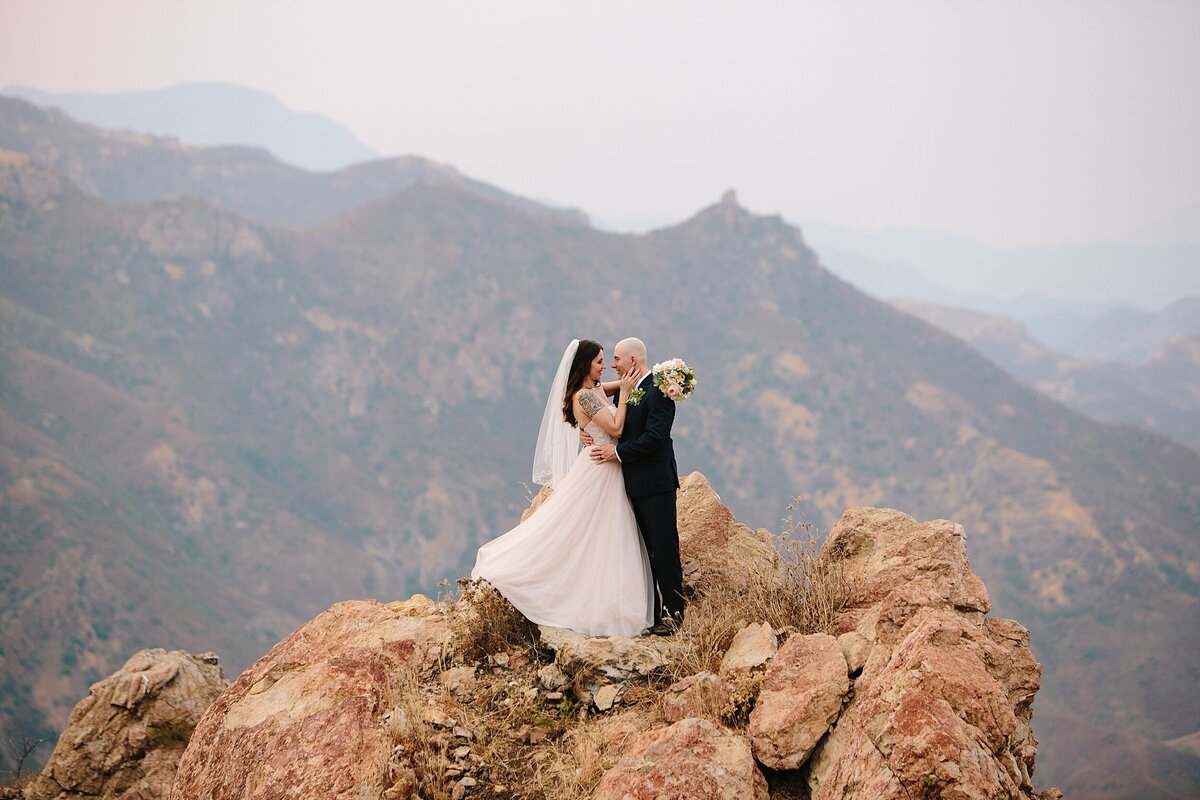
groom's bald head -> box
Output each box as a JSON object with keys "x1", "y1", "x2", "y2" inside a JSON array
[
  {"x1": 614, "y1": 338, "x2": 648, "y2": 376},
  {"x1": 616, "y1": 338, "x2": 647, "y2": 361}
]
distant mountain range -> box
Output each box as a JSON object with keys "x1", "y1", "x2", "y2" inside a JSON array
[
  {"x1": 894, "y1": 299, "x2": 1200, "y2": 452},
  {"x1": 8, "y1": 81, "x2": 1194, "y2": 332},
  {"x1": 2, "y1": 82, "x2": 378, "y2": 173},
  {"x1": 1, "y1": 96, "x2": 1197, "y2": 797},
  {"x1": 1064, "y1": 297, "x2": 1200, "y2": 364},
  {"x1": 801, "y1": 220, "x2": 1200, "y2": 351},
  {"x1": 0, "y1": 93, "x2": 585, "y2": 229}
]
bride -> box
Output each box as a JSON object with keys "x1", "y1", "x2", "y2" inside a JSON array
[{"x1": 471, "y1": 339, "x2": 655, "y2": 638}]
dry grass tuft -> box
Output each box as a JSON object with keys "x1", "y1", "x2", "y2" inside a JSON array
[
  {"x1": 761, "y1": 499, "x2": 853, "y2": 633},
  {"x1": 526, "y1": 722, "x2": 628, "y2": 799},
  {"x1": 721, "y1": 671, "x2": 766, "y2": 728},
  {"x1": 449, "y1": 578, "x2": 542, "y2": 665},
  {"x1": 383, "y1": 666, "x2": 453, "y2": 800},
  {"x1": 667, "y1": 499, "x2": 852, "y2": 682},
  {"x1": 386, "y1": 588, "x2": 618, "y2": 800},
  {"x1": 385, "y1": 652, "x2": 619, "y2": 800}
]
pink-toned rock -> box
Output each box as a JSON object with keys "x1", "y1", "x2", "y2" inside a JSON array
[
  {"x1": 662, "y1": 671, "x2": 730, "y2": 723},
  {"x1": 592, "y1": 717, "x2": 768, "y2": 800},
  {"x1": 676, "y1": 472, "x2": 779, "y2": 587},
  {"x1": 805, "y1": 732, "x2": 904, "y2": 799},
  {"x1": 805, "y1": 506, "x2": 1047, "y2": 800},
  {"x1": 822, "y1": 507, "x2": 990, "y2": 642},
  {"x1": 439, "y1": 665, "x2": 477, "y2": 696},
  {"x1": 594, "y1": 711, "x2": 656, "y2": 757},
  {"x1": 838, "y1": 631, "x2": 871, "y2": 673},
  {"x1": 748, "y1": 633, "x2": 849, "y2": 769},
  {"x1": 719, "y1": 622, "x2": 777, "y2": 675},
  {"x1": 808, "y1": 609, "x2": 1042, "y2": 798},
  {"x1": 170, "y1": 598, "x2": 452, "y2": 800},
  {"x1": 593, "y1": 684, "x2": 621, "y2": 711},
  {"x1": 25, "y1": 649, "x2": 226, "y2": 800}
]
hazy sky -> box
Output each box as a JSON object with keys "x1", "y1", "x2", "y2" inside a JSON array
[{"x1": 2, "y1": 1, "x2": 1198, "y2": 248}]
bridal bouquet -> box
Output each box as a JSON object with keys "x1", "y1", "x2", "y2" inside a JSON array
[{"x1": 651, "y1": 357, "x2": 697, "y2": 402}]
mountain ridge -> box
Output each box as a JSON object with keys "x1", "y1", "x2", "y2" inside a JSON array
[
  {"x1": 0, "y1": 95, "x2": 587, "y2": 229},
  {"x1": 2, "y1": 82, "x2": 378, "y2": 173},
  {"x1": 894, "y1": 298, "x2": 1200, "y2": 452},
  {"x1": 800, "y1": 219, "x2": 1200, "y2": 343}
]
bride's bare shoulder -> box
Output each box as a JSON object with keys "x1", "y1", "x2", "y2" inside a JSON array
[{"x1": 576, "y1": 387, "x2": 605, "y2": 416}]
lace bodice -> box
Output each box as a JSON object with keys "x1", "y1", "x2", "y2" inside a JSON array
[
  {"x1": 579, "y1": 389, "x2": 618, "y2": 446},
  {"x1": 585, "y1": 417, "x2": 618, "y2": 446}
]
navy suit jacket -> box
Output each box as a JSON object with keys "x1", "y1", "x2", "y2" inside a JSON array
[{"x1": 613, "y1": 374, "x2": 679, "y2": 498}]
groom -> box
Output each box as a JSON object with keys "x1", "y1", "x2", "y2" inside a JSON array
[{"x1": 589, "y1": 337, "x2": 684, "y2": 636}]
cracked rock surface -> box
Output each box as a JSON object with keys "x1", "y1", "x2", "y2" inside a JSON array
[
  {"x1": 24, "y1": 648, "x2": 226, "y2": 800},
  {"x1": 170, "y1": 597, "x2": 452, "y2": 800},
  {"x1": 805, "y1": 507, "x2": 1045, "y2": 800}
]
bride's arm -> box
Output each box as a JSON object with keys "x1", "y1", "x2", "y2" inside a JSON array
[
  {"x1": 577, "y1": 389, "x2": 629, "y2": 437},
  {"x1": 580, "y1": 380, "x2": 619, "y2": 444}
]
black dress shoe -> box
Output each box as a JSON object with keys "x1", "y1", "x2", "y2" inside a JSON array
[{"x1": 648, "y1": 616, "x2": 682, "y2": 636}]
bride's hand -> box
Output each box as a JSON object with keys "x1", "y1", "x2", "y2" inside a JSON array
[{"x1": 619, "y1": 369, "x2": 640, "y2": 401}]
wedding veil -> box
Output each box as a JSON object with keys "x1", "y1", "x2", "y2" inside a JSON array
[{"x1": 532, "y1": 339, "x2": 581, "y2": 486}]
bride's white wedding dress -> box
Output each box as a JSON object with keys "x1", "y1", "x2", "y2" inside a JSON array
[{"x1": 471, "y1": 398, "x2": 655, "y2": 638}]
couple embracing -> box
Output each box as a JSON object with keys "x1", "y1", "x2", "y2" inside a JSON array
[{"x1": 471, "y1": 337, "x2": 686, "y2": 638}]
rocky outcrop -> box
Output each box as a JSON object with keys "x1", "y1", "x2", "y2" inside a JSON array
[
  {"x1": 121, "y1": 474, "x2": 1051, "y2": 800},
  {"x1": 23, "y1": 649, "x2": 226, "y2": 800},
  {"x1": 169, "y1": 597, "x2": 452, "y2": 800},
  {"x1": 591, "y1": 718, "x2": 769, "y2": 800},
  {"x1": 675, "y1": 472, "x2": 779, "y2": 588},
  {"x1": 806, "y1": 507, "x2": 1045, "y2": 799},
  {"x1": 824, "y1": 507, "x2": 992, "y2": 636}
]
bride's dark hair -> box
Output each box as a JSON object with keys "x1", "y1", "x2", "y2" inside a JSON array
[{"x1": 563, "y1": 339, "x2": 603, "y2": 428}]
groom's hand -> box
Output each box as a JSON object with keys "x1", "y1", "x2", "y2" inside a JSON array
[
  {"x1": 590, "y1": 444, "x2": 618, "y2": 463},
  {"x1": 579, "y1": 428, "x2": 594, "y2": 447}
]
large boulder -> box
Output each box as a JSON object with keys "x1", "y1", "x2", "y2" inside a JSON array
[
  {"x1": 24, "y1": 649, "x2": 226, "y2": 800},
  {"x1": 676, "y1": 472, "x2": 779, "y2": 588},
  {"x1": 170, "y1": 597, "x2": 452, "y2": 800},
  {"x1": 748, "y1": 633, "x2": 849, "y2": 769},
  {"x1": 802, "y1": 508, "x2": 1046, "y2": 799},
  {"x1": 591, "y1": 718, "x2": 769, "y2": 800},
  {"x1": 821, "y1": 507, "x2": 991, "y2": 640},
  {"x1": 718, "y1": 622, "x2": 777, "y2": 676}
]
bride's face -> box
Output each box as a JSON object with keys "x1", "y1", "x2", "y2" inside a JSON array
[{"x1": 589, "y1": 351, "x2": 605, "y2": 383}]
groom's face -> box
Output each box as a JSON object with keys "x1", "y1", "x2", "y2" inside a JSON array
[{"x1": 612, "y1": 347, "x2": 635, "y2": 377}]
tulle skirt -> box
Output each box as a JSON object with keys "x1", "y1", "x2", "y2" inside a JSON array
[{"x1": 471, "y1": 448, "x2": 655, "y2": 638}]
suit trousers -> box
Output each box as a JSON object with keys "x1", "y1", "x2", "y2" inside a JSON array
[{"x1": 629, "y1": 490, "x2": 685, "y2": 623}]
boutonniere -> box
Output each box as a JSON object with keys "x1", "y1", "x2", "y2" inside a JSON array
[{"x1": 627, "y1": 387, "x2": 645, "y2": 406}]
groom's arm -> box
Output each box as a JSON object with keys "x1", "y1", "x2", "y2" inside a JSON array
[{"x1": 615, "y1": 389, "x2": 675, "y2": 464}]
